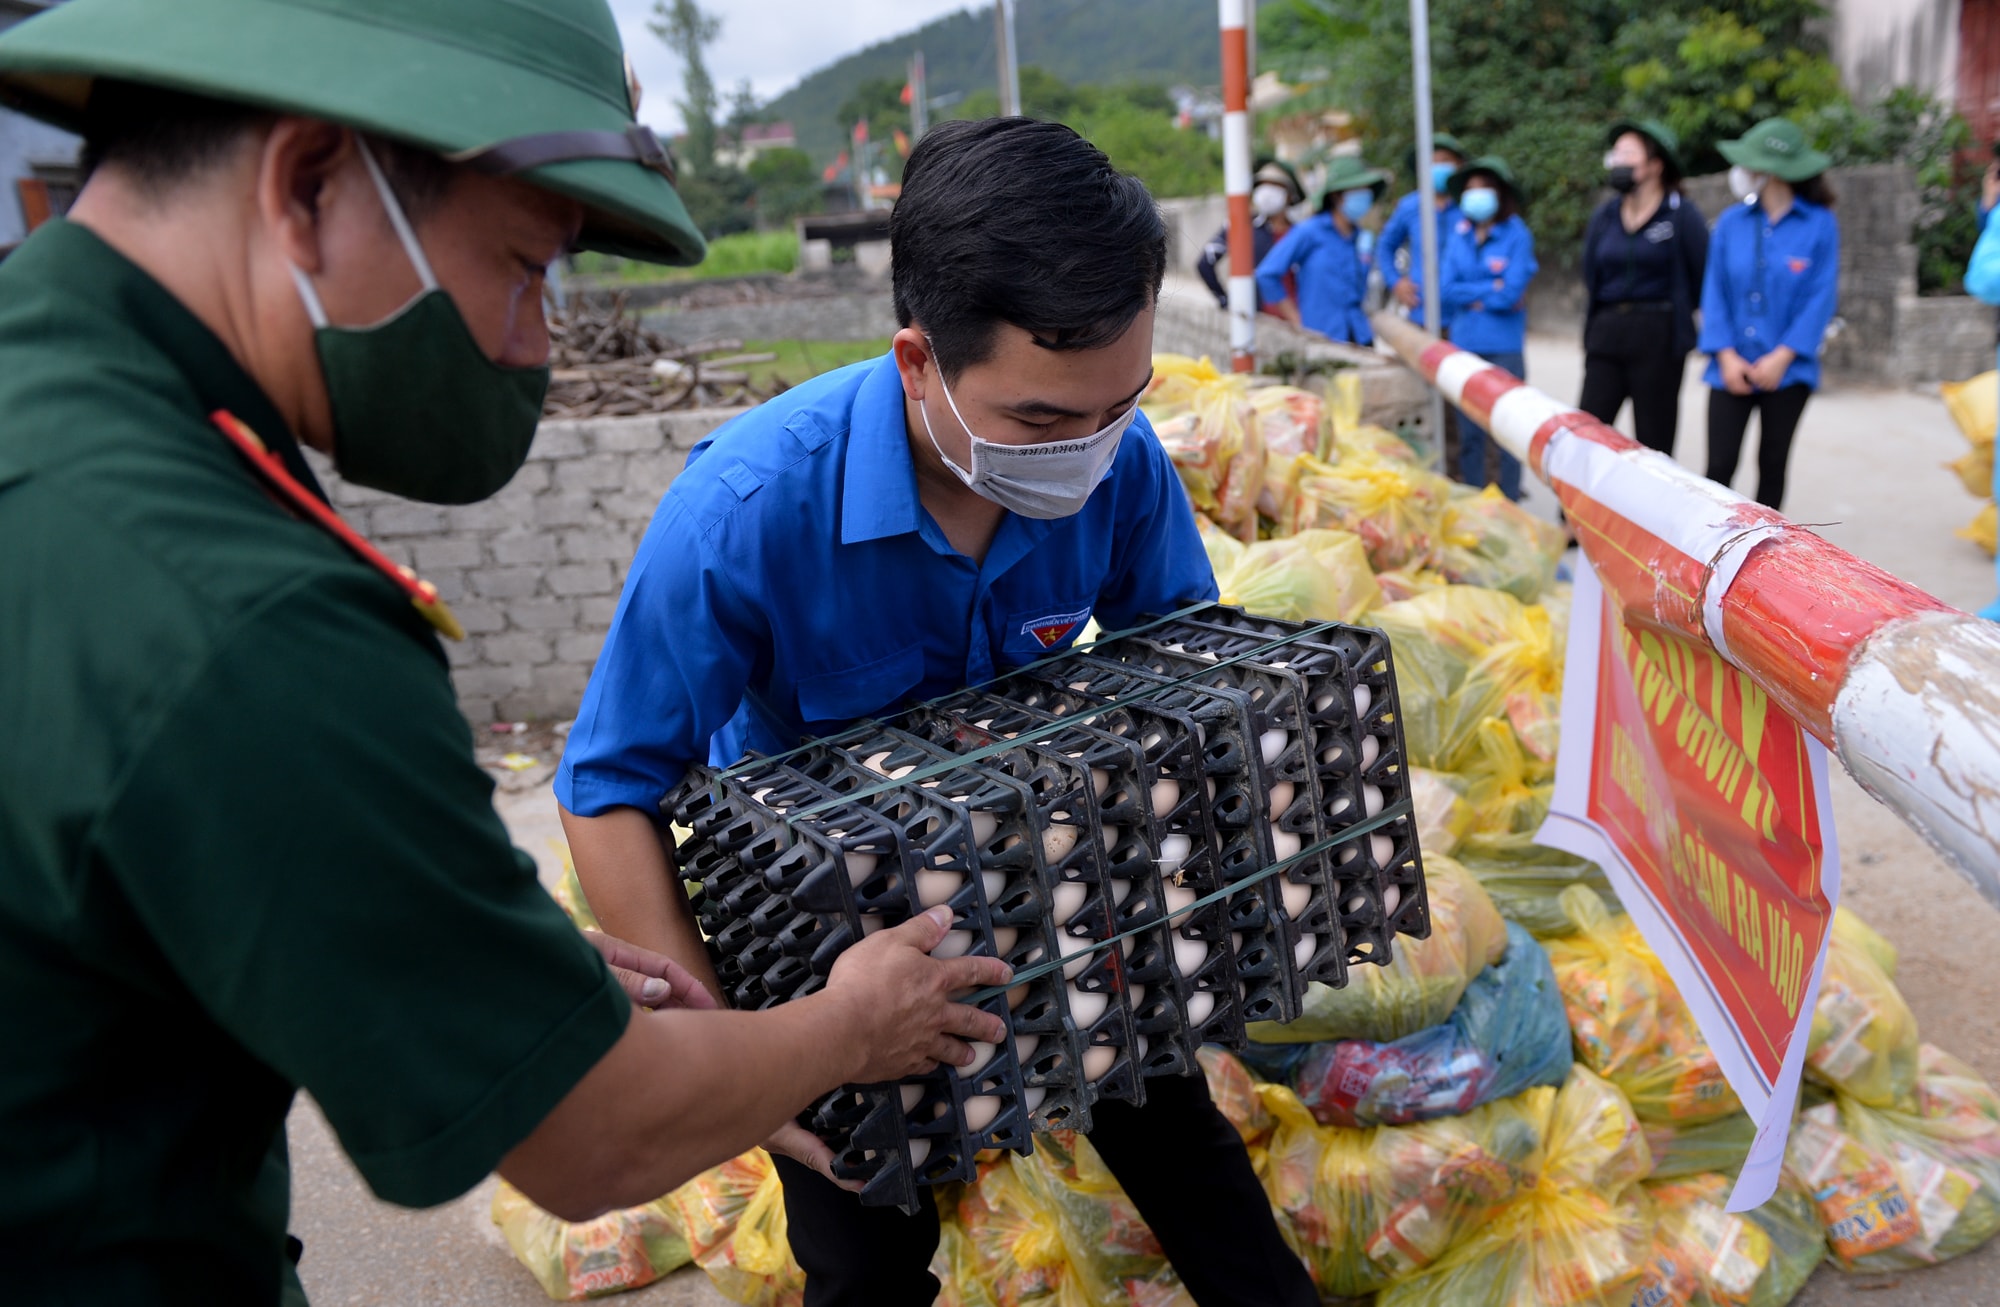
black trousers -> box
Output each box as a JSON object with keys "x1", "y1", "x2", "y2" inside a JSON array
[
  {"x1": 1705, "y1": 384, "x2": 1812, "y2": 510},
  {"x1": 1578, "y1": 306, "x2": 1686, "y2": 455},
  {"x1": 773, "y1": 1070, "x2": 1317, "y2": 1307}
]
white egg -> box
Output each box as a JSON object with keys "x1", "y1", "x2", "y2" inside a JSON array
[
  {"x1": 1361, "y1": 735, "x2": 1381, "y2": 767},
  {"x1": 1069, "y1": 680, "x2": 1092, "y2": 692},
  {"x1": 1188, "y1": 992, "x2": 1216, "y2": 1024},
  {"x1": 1267, "y1": 780, "x2": 1295, "y2": 821},
  {"x1": 991, "y1": 926, "x2": 1019, "y2": 954},
  {"x1": 900, "y1": 1084, "x2": 925, "y2": 1113},
  {"x1": 1158, "y1": 834, "x2": 1192, "y2": 875},
  {"x1": 1051, "y1": 882, "x2": 1087, "y2": 925},
  {"x1": 1205, "y1": 777, "x2": 1217, "y2": 800},
  {"x1": 959, "y1": 1041, "x2": 996, "y2": 1079},
  {"x1": 1344, "y1": 893, "x2": 1366, "y2": 914},
  {"x1": 1281, "y1": 879, "x2": 1312, "y2": 918},
  {"x1": 1230, "y1": 931, "x2": 1244, "y2": 951},
  {"x1": 1384, "y1": 884, "x2": 1403, "y2": 916},
  {"x1": 751, "y1": 786, "x2": 774, "y2": 803},
  {"x1": 1293, "y1": 934, "x2": 1317, "y2": 968},
  {"x1": 1129, "y1": 984, "x2": 1146, "y2": 1009},
  {"x1": 845, "y1": 851, "x2": 879, "y2": 887},
  {"x1": 1354, "y1": 684, "x2": 1373, "y2": 717},
  {"x1": 1164, "y1": 883, "x2": 1197, "y2": 915},
  {"x1": 932, "y1": 929, "x2": 973, "y2": 958},
  {"x1": 1059, "y1": 932, "x2": 1096, "y2": 979},
  {"x1": 974, "y1": 719, "x2": 994, "y2": 730},
  {"x1": 1089, "y1": 768, "x2": 1110, "y2": 798},
  {"x1": 1067, "y1": 986, "x2": 1109, "y2": 1024},
  {"x1": 1006, "y1": 983, "x2": 1029, "y2": 1010},
  {"x1": 907, "y1": 1138, "x2": 931, "y2": 1167},
  {"x1": 1371, "y1": 834, "x2": 1395, "y2": 866},
  {"x1": 1042, "y1": 825, "x2": 1079, "y2": 862},
  {"x1": 1082, "y1": 1045, "x2": 1116, "y2": 1081},
  {"x1": 970, "y1": 811, "x2": 999, "y2": 846},
  {"x1": 1136, "y1": 1034, "x2": 1152, "y2": 1062},
  {"x1": 1259, "y1": 729, "x2": 1288, "y2": 765},
  {"x1": 1270, "y1": 827, "x2": 1302, "y2": 861},
  {"x1": 1142, "y1": 730, "x2": 1164, "y2": 750},
  {"x1": 1099, "y1": 825, "x2": 1120, "y2": 852},
  {"x1": 916, "y1": 868, "x2": 961, "y2": 908},
  {"x1": 1173, "y1": 936, "x2": 1209, "y2": 974},
  {"x1": 1013, "y1": 1035, "x2": 1040, "y2": 1066},
  {"x1": 1024, "y1": 1087, "x2": 1048, "y2": 1114},
  {"x1": 1363, "y1": 784, "x2": 1384, "y2": 817},
  {"x1": 1109, "y1": 878, "x2": 1132, "y2": 905},
  {"x1": 1150, "y1": 778, "x2": 1181, "y2": 818},
  {"x1": 982, "y1": 869, "x2": 1007, "y2": 900},
  {"x1": 963, "y1": 1096, "x2": 1001, "y2": 1132},
  {"x1": 861, "y1": 914, "x2": 887, "y2": 935}
]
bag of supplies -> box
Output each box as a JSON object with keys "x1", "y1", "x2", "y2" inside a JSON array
[{"x1": 492, "y1": 1181, "x2": 691, "y2": 1301}]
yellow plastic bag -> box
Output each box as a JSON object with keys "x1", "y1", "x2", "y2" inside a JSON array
[
  {"x1": 1198, "y1": 1046, "x2": 1276, "y2": 1150},
  {"x1": 1958, "y1": 502, "x2": 1997, "y2": 556},
  {"x1": 1544, "y1": 888, "x2": 1742, "y2": 1127},
  {"x1": 1916, "y1": 1043, "x2": 2000, "y2": 1137},
  {"x1": 1409, "y1": 766, "x2": 1475, "y2": 858},
  {"x1": 944, "y1": 1155, "x2": 1074, "y2": 1307},
  {"x1": 1247, "y1": 384, "x2": 1327, "y2": 518},
  {"x1": 1946, "y1": 442, "x2": 1993, "y2": 499},
  {"x1": 1373, "y1": 565, "x2": 1452, "y2": 604},
  {"x1": 1278, "y1": 454, "x2": 1452, "y2": 572},
  {"x1": 1333, "y1": 422, "x2": 1422, "y2": 465},
  {"x1": 1438, "y1": 485, "x2": 1570, "y2": 602},
  {"x1": 1804, "y1": 907, "x2": 1919, "y2": 1109},
  {"x1": 1258, "y1": 1079, "x2": 1545, "y2": 1297},
  {"x1": 1376, "y1": 1066, "x2": 1656, "y2": 1307},
  {"x1": 492, "y1": 1181, "x2": 691, "y2": 1301},
  {"x1": 1369, "y1": 585, "x2": 1562, "y2": 772},
  {"x1": 1143, "y1": 355, "x2": 1265, "y2": 543},
  {"x1": 1325, "y1": 368, "x2": 1363, "y2": 445},
  {"x1": 1645, "y1": 1113, "x2": 1759, "y2": 1181},
  {"x1": 669, "y1": 1150, "x2": 805, "y2": 1307},
  {"x1": 1632, "y1": 1173, "x2": 1824, "y2": 1307},
  {"x1": 1215, "y1": 529, "x2": 1381, "y2": 625},
  {"x1": 1248, "y1": 854, "x2": 1508, "y2": 1044},
  {"x1": 1942, "y1": 369, "x2": 1997, "y2": 448}
]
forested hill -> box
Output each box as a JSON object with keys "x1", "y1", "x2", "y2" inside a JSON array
[{"x1": 765, "y1": 0, "x2": 1220, "y2": 163}]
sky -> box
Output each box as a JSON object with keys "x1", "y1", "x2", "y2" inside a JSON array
[{"x1": 608, "y1": 0, "x2": 976, "y2": 136}]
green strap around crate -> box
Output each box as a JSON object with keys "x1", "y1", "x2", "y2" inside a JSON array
[
  {"x1": 959, "y1": 796, "x2": 1414, "y2": 1004},
  {"x1": 716, "y1": 600, "x2": 1223, "y2": 783},
  {"x1": 777, "y1": 614, "x2": 1359, "y2": 821}
]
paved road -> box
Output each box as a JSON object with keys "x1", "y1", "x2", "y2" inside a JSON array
[{"x1": 290, "y1": 335, "x2": 2000, "y2": 1304}]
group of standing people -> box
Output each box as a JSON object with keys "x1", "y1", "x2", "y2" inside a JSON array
[{"x1": 1201, "y1": 115, "x2": 1845, "y2": 513}]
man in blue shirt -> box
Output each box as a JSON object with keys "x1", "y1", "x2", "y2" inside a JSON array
[
  {"x1": 1380, "y1": 131, "x2": 1467, "y2": 328},
  {"x1": 1255, "y1": 153, "x2": 1390, "y2": 343},
  {"x1": 558, "y1": 118, "x2": 1315, "y2": 1307},
  {"x1": 1442, "y1": 156, "x2": 1539, "y2": 500}
]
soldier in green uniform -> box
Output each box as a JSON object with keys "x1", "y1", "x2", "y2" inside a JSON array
[{"x1": 0, "y1": 2, "x2": 1011, "y2": 1302}]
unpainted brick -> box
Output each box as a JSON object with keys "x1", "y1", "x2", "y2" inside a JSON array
[
  {"x1": 414, "y1": 536, "x2": 485, "y2": 571},
  {"x1": 553, "y1": 453, "x2": 631, "y2": 493},
  {"x1": 579, "y1": 597, "x2": 622, "y2": 626},
  {"x1": 454, "y1": 601, "x2": 508, "y2": 635},
  {"x1": 483, "y1": 632, "x2": 557, "y2": 666},
  {"x1": 512, "y1": 597, "x2": 581, "y2": 630},
  {"x1": 588, "y1": 417, "x2": 669, "y2": 453},
  {"x1": 371, "y1": 502, "x2": 450, "y2": 537},
  {"x1": 528, "y1": 423, "x2": 587, "y2": 460},
  {"x1": 547, "y1": 562, "x2": 616, "y2": 596},
  {"x1": 556, "y1": 630, "x2": 608, "y2": 664},
  {"x1": 470, "y1": 567, "x2": 545, "y2": 600},
  {"x1": 493, "y1": 531, "x2": 560, "y2": 566},
  {"x1": 558, "y1": 527, "x2": 633, "y2": 563},
  {"x1": 452, "y1": 664, "x2": 534, "y2": 698},
  {"x1": 534, "y1": 492, "x2": 600, "y2": 528}
]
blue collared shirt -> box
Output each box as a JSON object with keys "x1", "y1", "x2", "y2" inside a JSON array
[
  {"x1": 555, "y1": 354, "x2": 1219, "y2": 816},
  {"x1": 1698, "y1": 196, "x2": 1840, "y2": 391},
  {"x1": 1966, "y1": 204, "x2": 2000, "y2": 306},
  {"x1": 1441, "y1": 214, "x2": 1538, "y2": 356},
  {"x1": 1378, "y1": 190, "x2": 1461, "y2": 328},
  {"x1": 1256, "y1": 213, "x2": 1372, "y2": 343}
]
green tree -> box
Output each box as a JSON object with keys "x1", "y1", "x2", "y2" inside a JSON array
[
  {"x1": 837, "y1": 76, "x2": 912, "y2": 138},
  {"x1": 651, "y1": 0, "x2": 722, "y2": 171},
  {"x1": 747, "y1": 146, "x2": 824, "y2": 225},
  {"x1": 1803, "y1": 88, "x2": 1981, "y2": 294},
  {"x1": 950, "y1": 69, "x2": 1221, "y2": 198}
]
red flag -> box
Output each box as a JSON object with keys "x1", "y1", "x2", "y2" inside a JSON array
[
  {"x1": 893, "y1": 127, "x2": 911, "y2": 157},
  {"x1": 899, "y1": 81, "x2": 914, "y2": 105},
  {"x1": 853, "y1": 118, "x2": 869, "y2": 144},
  {"x1": 822, "y1": 149, "x2": 847, "y2": 183}
]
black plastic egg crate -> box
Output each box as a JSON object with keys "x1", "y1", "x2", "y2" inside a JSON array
[{"x1": 663, "y1": 605, "x2": 1427, "y2": 1208}]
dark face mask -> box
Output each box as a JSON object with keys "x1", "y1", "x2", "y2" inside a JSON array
[
  {"x1": 289, "y1": 140, "x2": 549, "y2": 505},
  {"x1": 1607, "y1": 165, "x2": 1639, "y2": 194}
]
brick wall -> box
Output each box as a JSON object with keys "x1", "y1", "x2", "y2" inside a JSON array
[{"x1": 308, "y1": 408, "x2": 746, "y2": 724}]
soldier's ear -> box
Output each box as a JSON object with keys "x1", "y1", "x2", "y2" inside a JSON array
[{"x1": 257, "y1": 118, "x2": 354, "y2": 276}]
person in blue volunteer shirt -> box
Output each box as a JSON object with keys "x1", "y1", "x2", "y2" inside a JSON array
[
  {"x1": 1379, "y1": 131, "x2": 1466, "y2": 328},
  {"x1": 557, "y1": 118, "x2": 1316, "y2": 1307},
  {"x1": 1442, "y1": 156, "x2": 1539, "y2": 500},
  {"x1": 1966, "y1": 155, "x2": 2000, "y2": 617},
  {"x1": 1698, "y1": 117, "x2": 1840, "y2": 511},
  {"x1": 1256, "y1": 154, "x2": 1390, "y2": 344},
  {"x1": 1197, "y1": 157, "x2": 1305, "y2": 311}
]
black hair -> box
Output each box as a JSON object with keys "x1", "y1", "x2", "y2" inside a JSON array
[
  {"x1": 81, "y1": 79, "x2": 454, "y2": 219},
  {"x1": 1795, "y1": 173, "x2": 1837, "y2": 209},
  {"x1": 1615, "y1": 128, "x2": 1682, "y2": 191},
  {"x1": 891, "y1": 117, "x2": 1166, "y2": 379}
]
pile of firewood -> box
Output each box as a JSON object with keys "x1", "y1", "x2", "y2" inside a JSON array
[{"x1": 543, "y1": 293, "x2": 784, "y2": 418}]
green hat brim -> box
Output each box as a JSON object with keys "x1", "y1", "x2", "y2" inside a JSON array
[
  {"x1": 0, "y1": 0, "x2": 705, "y2": 264},
  {"x1": 1716, "y1": 135, "x2": 1832, "y2": 184},
  {"x1": 1446, "y1": 156, "x2": 1520, "y2": 202},
  {"x1": 1607, "y1": 117, "x2": 1683, "y2": 178},
  {"x1": 1313, "y1": 162, "x2": 1390, "y2": 207}
]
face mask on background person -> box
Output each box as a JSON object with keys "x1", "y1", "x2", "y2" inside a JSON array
[
  {"x1": 1252, "y1": 182, "x2": 1289, "y2": 217},
  {"x1": 1607, "y1": 164, "x2": 1637, "y2": 194},
  {"x1": 1728, "y1": 165, "x2": 1766, "y2": 204},
  {"x1": 919, "y1": 343, "x2": 1137, "y2": 519},
  {"x1": 1430, "y1": 161, "x2": 1457, "y2": 191},
  {"x1": 1339, "y1": 189, "x2": 1374, "y2": 222},
  {"x1": 289, "y1": 139, "x2": 549, "y2": 504},
  {"x1": 1459, "y1": 186, "x2": 1500, "y2": 223}
]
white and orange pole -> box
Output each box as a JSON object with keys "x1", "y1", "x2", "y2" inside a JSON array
[
  {"x1": 1373, "y1": 311, "x2": 2000, "y2": 905},
  {"x1": 1220, "y1": 0, "x2": 1256, "y2": 373}
]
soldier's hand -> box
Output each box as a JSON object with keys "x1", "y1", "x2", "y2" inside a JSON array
[
  {"x1": 825, "y1": 906, "x2": 1011, "y2": 1084},
  {"x1": 1392, "y1": 280, "x2": 1420, "y2": 309},
  {"x1": 765, "y1": 1119, "x2": 860, "y2": 1193},
  {"x1": 582, "y1": 930, "x2": 720, "y2": 1011}
]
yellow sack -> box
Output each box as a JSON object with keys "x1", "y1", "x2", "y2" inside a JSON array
[
  {"x1": 1373, "y1": 565, "x2": 1453, "y2": 604},
  {"x1": 1258, "y1": 1079, "x2": 1546, "y2": 1297},
  {"x1": 669, "y1": 1150, "x2": 805, "y2": 1307},
  {"x1": 1248, "y1": 854, "x2": 1508, "y2": 1044},
  {"x1": 1376, "y1": 1066, "x2": 1656, "y2": 1307},
  {"x1": 945, "y1": 1154, "x2": 1075, "y2": 1307},
  {"x1": 1645, "y1": 1113, "x2": 1759, "y2": 1181},
  {"x1": 1947, "y1": 442, "x2": 1993, "y2": 498},
  {"x1": 1333, "y1": 422, "x2": 1423, "y2": 465},
  {"x1": 1247, "y1": 384, "x2": 1327, "y2": 518},
  {"x1": 1409, "y1": 766, "x2": 1475, "y2": 858},
  {"x1": 1632, "y1": 1172, "x2": 1824, "y2": 1307},
  {"x1": 1438, "y1": 486, "x2": 1570, "y2": 603},
  {"x1": 1958, "y1": 502, "x2": 1997, "y2": 556},
  {"x1": 1198, "y1": 1046, "x2": 1277, "y2": 1150},
  {"x1": 1941, "y1": 369, "x2": 1997, "y2": 447},
  {"x1": 1325, "y1": 368, "x2": 1363, "y2": 445},
  {"x1": 1215, "y1": 529, "x2": 1381, "y2": 625},
  {"x1": 1278, "y1": 454, "x2": 1452, "y2": 572},
  {"x1": 1143, "y1": 356, "x2": 1265, "y2": 543},
  {"x1": 1916, "y1": 1042, "x2": 2000, "y2": 1132},
  {"x1": 492, "y1": 1181, "x2": 690, "y2": 1301},
  {"x1": 1804, "y1": 907, "x2": 1919, "y2": 1109},
  {"x1": 1544, "y1": 888, "x2": 1742, "y2": 1127},
  {"x1": 1194, "y1": 512, "x2": 1245, "y2": 578},
  {"x1": 1370, "y1": 585, "x2": 1562, "y2": 772}
]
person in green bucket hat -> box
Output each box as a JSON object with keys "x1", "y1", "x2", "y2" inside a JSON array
[
  {"x1": 1577, "y1": 118, "x2": 1709, "y2": 457},
  {"x1": 0, "y1": 2, "x2": 1015, "y2": 1301},
  {"x1": 1441, "y1": 155, "x2": 1539, "y2": 499},
  {"x1": 1698, "y1": 117, "x2": 1840, "y2": 509},
  {"x1": 1255, "y1": 152, "x2": 1390, "y2": 343},
  {"x1": 1382, "y1": 130, "x2": 1468, "y2": 326}
]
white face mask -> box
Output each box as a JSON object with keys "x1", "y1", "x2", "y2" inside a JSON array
[
  {"x1": 920, "y1": 349, "x2": 1137, "y2": 520},
  {"x1": 1252, "y1": 183, "x2": 1290, "y2": 217},
  {"x1": 1728, "y1": 166, "x2": 1766, "y2": 204}
]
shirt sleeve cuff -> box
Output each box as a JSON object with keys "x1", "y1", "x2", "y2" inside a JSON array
[{"x1": 554, "y1": 759, "x2": 687, "y2": 819}]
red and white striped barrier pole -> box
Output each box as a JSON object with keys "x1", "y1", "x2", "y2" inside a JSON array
[
  {"x1": 1372, "y1": 311, "x2": 2000, "y2": 907},
  {"x1": 1219, "y1": 0, "x2": 1255, "y2": 374}
]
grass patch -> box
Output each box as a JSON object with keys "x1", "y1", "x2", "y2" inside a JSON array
[
  {"x1": 740, "y1": 338, "x2": 895, "y2": 393},
  {"x1": 572, "y1": 230, "x2": 799, "y2": 284}
]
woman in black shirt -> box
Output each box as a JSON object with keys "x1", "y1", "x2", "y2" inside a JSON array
[{"x1": 1578, "y1": 119, "x2": 1709, "y2": 455}]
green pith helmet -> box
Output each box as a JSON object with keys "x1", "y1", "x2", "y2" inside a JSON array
[
  {"x1": 1314, "y1": 154, "x2": 1390, "y2": 208},
  {"x1": 1448, "y1": 155, "x2": 1521, "y2": 203},
  {"x1": 1404, "y1": 132, "x2": 1467, "y2": 176},
  {"x1": 1607, "y1": 117, "x2": 1684, "y2": 179},
  {"x1": 1717, "y1": 117, "x2": 1832, "y2": 184},
  {"x1": 0, "y1": 0, "x2": 705, "y2": 265}
]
